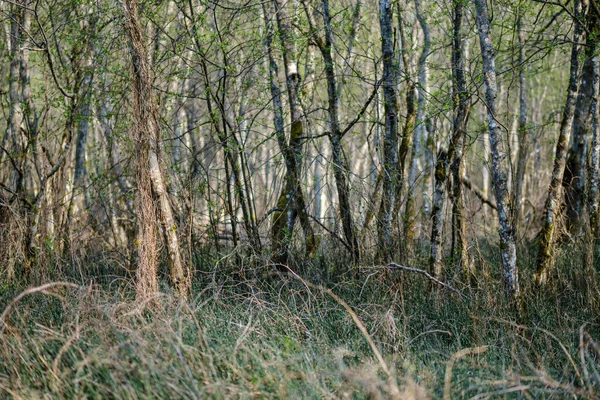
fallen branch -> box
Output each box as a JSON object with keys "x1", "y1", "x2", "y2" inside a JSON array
[
  {"x1": 461, "y1": 176, "x2": 497, "y2": 210},
  {"x1": 361, "y1": 262, "x2": 465, "y2": 300}
]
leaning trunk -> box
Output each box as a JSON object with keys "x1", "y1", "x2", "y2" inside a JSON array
[{"x1": 534, "y1": 0, "x2": 583, "y2": 286}]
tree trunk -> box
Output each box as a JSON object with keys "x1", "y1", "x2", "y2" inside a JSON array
[
  {"x1": 123, "y1": 0, "x2": 188, "y2": 298},
  {"x1": 377, "y1": 0, "x2": 399, "y2": 259},
  {"x1": 564, "y1": 6, "x2": 598, "y2": 236},
  {"x1": 305, "y1": 0, "x2": 360, "y2": 262},
  {"x1": 393, "y1": 6, "x2": 416, "y2": 263},
  {"x1": 513, "y1": 10, "x2": 532, "y2": 234},
  {"x1": 267, "y1": 0, "x2": 316, "y2": 264},
  {"x1": 474, "y1": 0, "x2": 520, "y2": 297},
  {"x1": 534, "y1": 0, "x2": 583, "y2": 286},
  {"x1": 589, "y1": 54, "x2": 600, "y2": 237},
  {"x1": 430, "y1": 0, "x2": 471, "y2": 278}
]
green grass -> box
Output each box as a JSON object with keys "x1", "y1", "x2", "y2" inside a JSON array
[{"x1": 0, "y1": 242, "x2": 599, "y2": 399}]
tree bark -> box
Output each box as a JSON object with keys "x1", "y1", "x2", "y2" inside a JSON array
[
  {"x1": 123, "y1": 0, "x2": 188, "y2": 298},
  {"x1": 513, "y1": 10, "x2": 532, "y2": 234},
  {"x1": 535, "y1": 0, "x2": 583, "y2": 286},
  {"x1": 377, "y1": 0, "x2": 399, "y2": 259},
  {"x1": 564, "y1": 6, "x2": 598, "y2": 235},
  {"x1": 474, "y1": 0, "x2": 520, "y2": 297},
  {"x1": 589, "y1": 54, "x2": 600, "y2": 237},
  {"x1": 304, "y1": 0, "x2": 360, "y2": 262},
  {"x1": 265, "y1": 1, "x2": 316, "y2": 264},
  {"x1": 429, "y1": 0, "x2": 471, "y2": 278}
]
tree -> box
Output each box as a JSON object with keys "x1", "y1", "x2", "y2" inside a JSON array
[
  {"x1": 302, "y1": 0, "x2": 360, "y2": 263},
  {"x1": 474, "y1": 0, "x2": 520, "y2": 297},
  {"x1": 123, "y1": 0, "x2": 188, "y2": 298},
  {"x1": 429, "y1": 0, "x2": 471, "y2": 278},
  {"x1": 377, "y1": 0, "x2": 399, "y2": 259},
  {"x1": 535, "y1": 0, "x2": 584, "y2": 286}
]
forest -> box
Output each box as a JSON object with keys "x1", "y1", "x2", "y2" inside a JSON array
[{"x1": 1, "y1": 0, "x2": 600, "y2": 397}]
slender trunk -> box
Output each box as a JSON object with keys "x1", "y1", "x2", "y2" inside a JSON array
[
  {"x1": 514, "y1": 11, "x2": 532, "y2": 233},
  {"x1": 430, "y1": 0, "x2": 471, "y2": 278},
  {"x1": 305, "y1": 0, "x2": 360, "y2": 262},
  {"x1": 535, "y1": 0, "x2": 583, "y2": 286},
  {"x1": 124, "y1": 0, "x2": 188, "y2": 298},
  {"x1": 267, "y1": 0, "x2": 316, "y2": 264},
  {"x1": 71, "y1": 54, "x2": 94, "y2": 220},
  {"x1": 589, "y1": 55, "x2": 600, "y2": 237},
  {"x1": 377, "y1": 0, "x2": 399, "y2": 259},
  {"x1": 416, "y1": 0, "x2": 433, "y2": 218},
  {"x1": 564, "y1": 7, "x2": 598, "y2": 235},
  {"x1": 404, "y1": 0, "x2": 432, "y2": 251},
  {"x1": 474, "y1": 0, "x2": 520, "y2": 297},
  {"x1": 393, "y1": 7, "x2": 416, "y2": 261},
  {"x1": 7, "y1": 2, "x2": 24, "y2": 194},
  {"x1": 585, "y1": 54, "x2": 599, "y2": 278}
]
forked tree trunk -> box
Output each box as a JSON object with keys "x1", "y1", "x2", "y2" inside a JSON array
[
  {"x1": 304, "y1": 0, "x2": 360, "y2": 263},
  {"x1": 534, "y1": 0, "x2": 583, "y2": 286},
  {"x1": 123, "y1": 0, "x2": 188, "y2": 298},
  {"x1": 377, "y1": 0, "x2": 399, "y2": 259},
  {"x1": 265, "y1": 1, "x2": 316, "y2": 264},
  {"x1": 474, "y1": 0, "x2": 519, "y2": 297}
]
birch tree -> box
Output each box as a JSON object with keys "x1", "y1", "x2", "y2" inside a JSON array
[
  {"x1": 535, "y1": 0, "x2": 583, "y2": 286},
  {"x1": 267, "y1": 0, "x2": 316, "y2": 264},
  {"x1": 429, "y1": 0, "x2": 471, "y2": 278},
  {"x1": 474, "y1": 0, "x2": 519, "y2": 297}
]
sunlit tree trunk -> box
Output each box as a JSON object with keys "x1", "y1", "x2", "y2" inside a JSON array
[
  {"x1": 474, "y1": 0, "x2": 519, "y2": 297},
  {"x1": 564, "y1": 6, "x2": 598, "y2": 236},
  {"x1": 535, "y1": 0, "x2": 583, "y2": 286}
]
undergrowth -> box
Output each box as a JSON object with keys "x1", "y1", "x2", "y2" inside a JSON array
[{"x1": 0, "y1": 241, "x2": 599, "y2": 399}]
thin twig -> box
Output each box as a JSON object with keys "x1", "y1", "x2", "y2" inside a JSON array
[{"x1": 361, "y1": 262, "x2": 465, "y2": 300}]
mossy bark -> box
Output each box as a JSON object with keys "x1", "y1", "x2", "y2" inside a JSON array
[
  {"x1": 535, "y1": 0, "x2": 583, "y2": 286},
  {"x1": 264, "y1": 1, "x2": 316, "y2": 265},
  {"x1": 377, "y1": 0, "x2": 400, "y2": 260}
]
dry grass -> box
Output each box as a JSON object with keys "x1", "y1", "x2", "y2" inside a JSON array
[{"x1": 0, "y1": 242, "x2": 599, "y2": 399}]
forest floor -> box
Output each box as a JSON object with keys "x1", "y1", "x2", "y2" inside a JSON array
[{"x1": 0, "y1": 242, "x2": 599, "y2": 399}]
